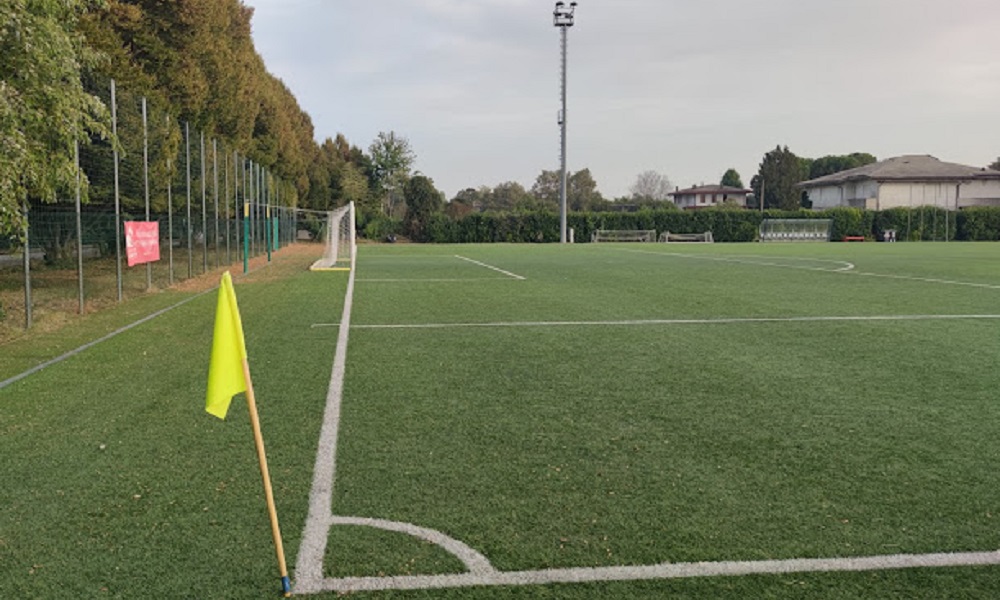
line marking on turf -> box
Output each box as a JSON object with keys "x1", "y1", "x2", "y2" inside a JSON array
[
  {"x1": 0, "y1": 291, "x2": 210, "y2": 391},
  {"x1": 297, "y1": 550, "x2": 1000, "y2": 594},
  {"x1": 328, "y1": 516, "x2": 497, "y2": 576},
  {"x1": 320, "y1": 314, "x2": 1000, "y2": 331},
  {"x1": 356, "y1": 278, "x2": 514, "y2": 283},
  {"x1": 454, "y1": 255, "x2": 526, "y2": 280},
  {"x1": 621, "y1": 249, "x2": 857, "y2": 273},
  {"x1": 294, "y1": 248, "x2": 357, "y2": 591},
  {"x1": 622, "y1": 248, "x2": 1000, "y2": 289}
]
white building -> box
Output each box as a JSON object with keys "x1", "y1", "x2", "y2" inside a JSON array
[
  {"x1": 670, "y1": 184, "x2": 752, "y2": 210},
  {"x1": 799, "y1": 155, "x2": 1000, "y2": 210}
]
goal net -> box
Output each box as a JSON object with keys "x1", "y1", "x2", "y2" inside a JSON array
[
  {"x1": 658, "y1": 231, "x2": 714, "y2": 243},
  {"x1": 591, "y1": 229, "x2": 656, "y2": 243},
  {"x1": 309, "y1": 202, "x2": 356, "y2": 271},
  {"x1": 759, "y1": 219, "x2": 832, "y2": 242}
]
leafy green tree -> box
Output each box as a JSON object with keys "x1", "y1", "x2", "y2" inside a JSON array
[
  {"x1": 369, "y1": 131, "x2": 415, "y2": 216},
  {"x1": 720, "y1": 168, "x2": 743, "y2": 188},
  {"x1": 808, "y1": 153, "x2": 877, "y2": 179},
  {"x1": 531, "y1": 168, "x2": 604, "y2": 212},
  {"x1": 0, "y1": 0, "x2": 110, "y2": 238},
  {"x1": 403, "y1": 174, "x2": 443, "y2": 241},
  {"x1": 751, "y1": 145, "x2": 809, "y2": 210}
]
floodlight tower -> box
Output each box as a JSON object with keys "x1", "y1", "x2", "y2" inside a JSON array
[{"x1": 554, "y1": 1, "x2": 577, "y2": 244}]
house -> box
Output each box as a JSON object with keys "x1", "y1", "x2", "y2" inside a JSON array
[
  {"x1": 799, "y1": 155, "x2": 1000, "y2": 210},
  {"x1": 670, "y1": 184, "x2": 752, "y2": 210}
]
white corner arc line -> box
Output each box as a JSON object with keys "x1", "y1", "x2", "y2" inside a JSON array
[
  {"x1": 454, "y1": 255, "x2": 526, "y2": 280},
  {"x1": 300, "y1": 550, "x2": 1000, "y2": 594},
  {"x1": 329, "y1": 516, "x2": 496, "y2": 576},
  {"x1": 294, "y1": 248, "x2": 358, "y2": 591}
]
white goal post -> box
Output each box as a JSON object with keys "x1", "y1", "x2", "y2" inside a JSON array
[
  {"x1": 658, "y1": 231, "x2": 714, "y2": 243},
  {"x1": 759, "y1": 218, "x2": 832, "y2": 242},
  {"x1": 591, "y1": 229, "x2": 656, "y2": 243},
  {"x1": 310, "y1": 202, "x2": 356, "y2": 271}
]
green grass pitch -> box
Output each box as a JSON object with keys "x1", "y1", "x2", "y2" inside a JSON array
[{"x1": 1, "y1": 242, "x2": 999, "y2": 598}]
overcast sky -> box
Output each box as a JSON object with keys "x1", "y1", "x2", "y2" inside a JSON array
[{"x1": 242, "y1": 0, "x2": 1000, "y2": 200}]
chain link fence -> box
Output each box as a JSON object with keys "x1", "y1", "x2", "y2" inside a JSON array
[{"x1": 0, "y1": 79, "x2": 305, "y2": 340}]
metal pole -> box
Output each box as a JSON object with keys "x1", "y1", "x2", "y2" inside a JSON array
[
  {"x1": 249, "y1": 160, "x2": 255, "y2": 257},
  {"x1": 224, "y1": 145, "x2": 230, "y2": 264},
  {"x1": 201, "y1": 131, "x2": 208, "y2": 273},
  {"x1": 186, "y1": 122, "x2": 193, "y2": 278},
  {"x1": 112, "y1": 79, "x2": 123, "y2": 301},
  {"x1": 166, "y1": 117, "x2": 174, "y2": 286},
  {"x1": 559, "y1": 23, "x2": 568, "y2": 244},
  {"x1": 22, "y1": 200, "x2": 31, "y2": 329},
  {"x1": 142, "y1": 97, "x2": 152, "y2": 290},
  {"x1": 75, "y1": 140, "x2": 84, "y2": 314},
  {"x1": 213, "y1": 138, "x2": 220, "y2": 268}
]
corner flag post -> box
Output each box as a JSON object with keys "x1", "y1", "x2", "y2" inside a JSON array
[
  {"x1": 242, "y1": 360, "x2": 291, "y2": 596},
  {"x1": 205, "y1": 271, "x2": 291, "y2": 596}
]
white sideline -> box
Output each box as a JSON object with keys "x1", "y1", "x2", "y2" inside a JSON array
[
  {"x1": 294, "y1": 248, "x2": 357, "y2": 590},
  {"x1": 313, "y1": 314, "x2": 1000, "y2": 331}
]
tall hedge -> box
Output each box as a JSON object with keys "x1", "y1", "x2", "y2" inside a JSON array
[{"x1": 404, "y1": 206, "x2": 1000, "y2": 243}]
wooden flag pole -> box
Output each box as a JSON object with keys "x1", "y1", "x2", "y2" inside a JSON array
[{"x1": 242, "y1": 359, "x2": 292, "y2": 597}]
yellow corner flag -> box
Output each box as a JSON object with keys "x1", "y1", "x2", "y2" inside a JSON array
[{"x1": 206, "y1": 271, "x2": 248, "y2": 419}]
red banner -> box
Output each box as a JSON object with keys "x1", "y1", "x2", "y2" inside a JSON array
[{"x1": 125, "y1": 221, "x2": 160, "y2": 267}]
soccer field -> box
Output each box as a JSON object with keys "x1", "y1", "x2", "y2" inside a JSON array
[{"x1": 2, "y1": 242, "x2": 1000, "y2": 598}]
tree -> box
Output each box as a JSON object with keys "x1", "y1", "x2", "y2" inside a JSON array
[
  {"x1": 629, "y1": 170, "x2": 672, "y2": 202},
  {"x1": 1, "y1": 0, "x2": 109, "y2": 238},
  {"x1": 988, "y1": 158, "x2": 1000, "y2": 171},
  {"x1": 368, "y1": 131, "x2": 415, "y2": 216},
  {"x1": 531, "y1": 168, "x2": 604, "y2": 212},
  {"x1": 720, "y1": 168, "x2": 743, "y2": 188},
  {"x1": 403, "y1": 174, "x2": 443, "y2": 241},
  {"x1": 751, "y1": 145, "x2": 809, "y2": 210},
  {"x1": 809, "y1": 153, "x2": 877, "y2": 179}
]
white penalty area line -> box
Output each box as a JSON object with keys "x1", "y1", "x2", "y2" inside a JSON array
[
  {"x1": 298, "y1": 550, "x2": 1000, "y2": 594},
  {"x1": 454, "y1": 255, "x2": 526, "y2": 280},
  {"x1": 320, "y1": 313, "x2": 1000, "y2": 331}
]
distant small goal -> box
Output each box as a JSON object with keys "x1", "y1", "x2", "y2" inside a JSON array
[
  {"x1": 658, "y1": 231, "x2": 714, "y2": 243},
  {"x1": 759, "y1": 219, "x2": 832, "y2": 242},
  {"x1": 591, "y1": 229, "x2": 656, "y2": 243}
]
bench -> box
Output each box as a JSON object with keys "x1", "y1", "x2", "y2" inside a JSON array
[{"x1": 843, "y1": 236, "x2": 865, "y2": 242}]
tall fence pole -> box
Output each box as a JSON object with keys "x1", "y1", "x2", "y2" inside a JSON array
[
  {"x1": 112, "y1": 79, "x2": 123, "y2": 302},
  {"x1": 201, "y1": 131, "x2": 207, "y2": 274},
  {"x1": 142, "y1": 97, "x2": 152, "y2": 290},
  {"x1": 225, "y1": 147, "x2": 231, "y2": 265},
  {"x1": 213, "y1": 138, "x2": 220, "y2": 268},
  {"x1": 186, "y1": 122, "x2": 193, "y2": 278},
  {"x1": 166, "y1": 115, "x2": 174, "y2": 286},
  {"x1": 22, "y1": 200, "x2": 31, "y2": 329},
  {"x1": 75, "y1": 140, "x2": 84, "y2": 314}
]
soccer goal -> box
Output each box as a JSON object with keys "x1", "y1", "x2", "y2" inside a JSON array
[
  {"x1": 591, "y1": 229, "x2": 656, "y2": 243},
  {"x1": 310, "y1": 202, "x2": 356, "y2": 271},
  {"x1": 759, "y1": 219, "x2": 832, "y2": 242},
  {"x1": 658, "y1": 231, "x2": 714, "y2": 243}
]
